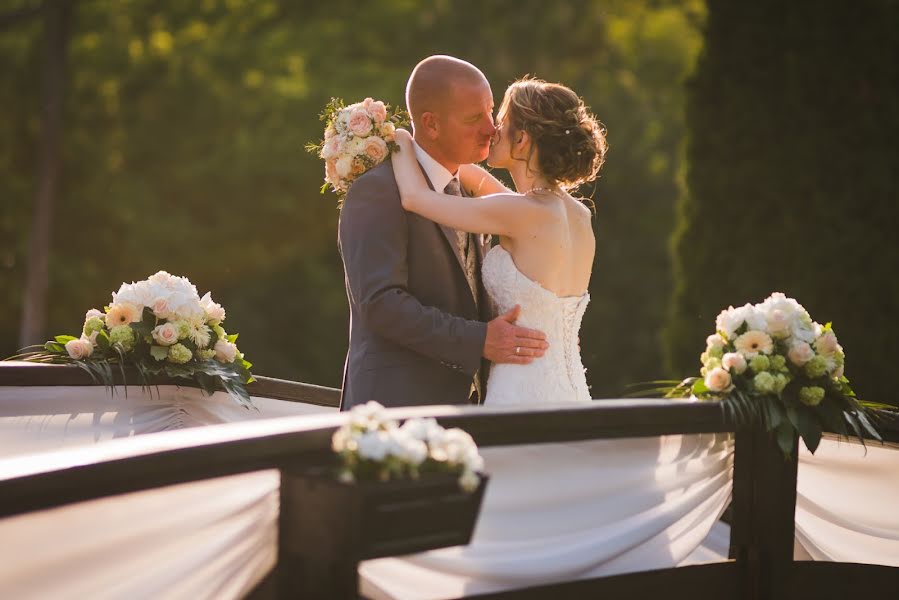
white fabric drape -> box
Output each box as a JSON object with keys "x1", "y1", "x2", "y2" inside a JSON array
[
  {"x1": 360, "y1": 432, "x2": 735, "y2": 600},
  {"x1": 0, "y1": 385, "x2": 332, "y2": 457},
  {"x1": 0, "y1": 469, "x2": 280, "y2": 600},
  {"x1": 794, "y1": 436, "x2": 899, "y2": 565}
]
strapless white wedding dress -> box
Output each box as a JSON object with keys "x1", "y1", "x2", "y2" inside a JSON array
[{"x1": 481, "y1": 246, "x2": 592, "y2": 406}]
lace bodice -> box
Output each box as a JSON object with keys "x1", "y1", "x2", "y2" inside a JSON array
[{"x1": 481, "y1": 246, "x2": 591, "y2": 406}]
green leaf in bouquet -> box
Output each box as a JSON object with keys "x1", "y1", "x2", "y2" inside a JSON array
[
  {"x1": 843, "y1": 413, "x2": 867, "y2": 451},
  {"x1": 221, "y1": 376, "x2": 254, "y2": 410},
  {"x1": 193, "y1": 371, "x2": 219, "y2": 397},
  {"x1": 817, "y1": 395, "x2": 847, "y2": 434},
  {"x1": 775, "y1": 421, "x2": 796, "y2": 457},
  {"x1": 855, "y1": 409, "x2": 883, "y2": 442},
  {"x1": 54, "y1": 335, "x2": 78, "y2": 344},
  {"x1": 795, "y1": 406, "x2": 822, "y2": 454},
  {"x1": 765, "y1": 397, "x2": 785, "y2": 430},
  {"x1": 141, "y1": 306, "x2": 155, "y2": 323},
  {"x1": 150, "y1": 345, "x2": 169, "y2": 362},
  {"x1": 227, "y1": 334, "x2": 238, "y2": 343},
  {"x1": 691, "y1": 378, "x2": 709, "y2": 395},
  {"x1": 111, "y1": 344, "x2": 129, "y2": 397},
  {"x1": 44, "y1": 342, "x2": 65, "y2": 354},
  {"x1": 95, "y1": 331, "x2": 110, "y2": 352}
]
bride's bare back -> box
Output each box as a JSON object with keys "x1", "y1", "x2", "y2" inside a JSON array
[{"x1": 497, "y1": 191, "x2": 595, "y2": 298}]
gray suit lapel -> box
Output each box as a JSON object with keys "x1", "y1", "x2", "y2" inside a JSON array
[{"x1": 415, "y1": 161, "x2": 469, "y2": 275}]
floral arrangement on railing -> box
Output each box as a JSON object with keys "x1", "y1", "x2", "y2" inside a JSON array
[
  {"x1": 306, "y1": 97, "x2": 409, "y2": 202},
  {"x1": 647, "y1": 292, "x2": 882, "y2": 455},
  {"x1": 332, "y1": 401, "x2": 485, "y2": 492},
  {"x1": 11, "y1": 271, "x2": 254, "y2": 407}
]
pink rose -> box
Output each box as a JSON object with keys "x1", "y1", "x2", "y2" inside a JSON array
[
  {"x1": 65, "y1": 337, "x2": 93, "y2": 360},
  {"x1": 788, "y1": 341, "x2": 815, "y2": 366},
  {"x1": 321, "y1": 136, "x2": 342, "y2": 160},
  {"x1": 705, "y1": 367, "x2": 733, "y2": 393},
  {"x1": 152, "y1": 322, "x2": 180, "y2": 346},
  {"x1": 722, "y1": 352, "x2": 747, "y2": 374},
  {"x1": 362, "y1": 136, "x2": 388, "y2": 163},
  {"x1": 348, "y1": 108, "x2": 373, "y2": 137},
  {"x1": 152, "y1": 297, "x2": 170, "y2": 318},
  {"x1": 368, "y1": 100, "x2": 388, "y2": 123},
  {"x1": 815, "y1": 330, "x2": 839, "y2": 355},
  {"x1": 214, "y1": 339, "x2": 238, "y2": 363},
  {"x1": 326, "y1": 159, "x2": 339, "y2": 183}
]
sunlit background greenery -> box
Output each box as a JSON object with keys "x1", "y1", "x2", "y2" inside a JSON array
[{"x1": 2, "y1": 0, "x2": 896, "y2": 404}]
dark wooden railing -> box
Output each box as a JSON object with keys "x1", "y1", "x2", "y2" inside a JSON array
[{"x1": 1, "y1": 363, "x2": 897, "y2": 599}]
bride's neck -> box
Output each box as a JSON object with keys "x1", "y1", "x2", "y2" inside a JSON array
[{"x1": 508, "y1": 161, "x2": 552, "y2": 194}]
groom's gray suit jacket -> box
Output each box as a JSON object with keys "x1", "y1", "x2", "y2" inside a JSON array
[{"x1": 338, "y1": 158, "x2": 491, "y2": 410}]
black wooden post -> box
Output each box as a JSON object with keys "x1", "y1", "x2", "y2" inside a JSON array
[{"x1": 729, "y1": 427, "x2": 799, "y2": 600}]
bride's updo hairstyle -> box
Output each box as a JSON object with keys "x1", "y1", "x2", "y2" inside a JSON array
[{"x1": 500, "y1": 77, "x2": 608, "y2": 190}]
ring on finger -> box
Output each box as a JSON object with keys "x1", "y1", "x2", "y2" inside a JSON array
[{"x1": 515, "y1": 346, "x2": 521, "y2": 355}]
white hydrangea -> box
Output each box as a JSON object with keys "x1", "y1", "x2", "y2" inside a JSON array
[{"x1": 716, "y1": 303, "x2": 766, "y2": 339}]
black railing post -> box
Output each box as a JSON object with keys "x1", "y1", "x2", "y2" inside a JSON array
[{"x1": 729, "y1": 427, "x2": 799, "y2": 600}]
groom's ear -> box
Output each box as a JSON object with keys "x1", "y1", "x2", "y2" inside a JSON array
[{"x1": 419, "y1": 111, "x2": 440, "y2": 140}]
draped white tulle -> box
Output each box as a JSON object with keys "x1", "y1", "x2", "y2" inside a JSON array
[
  {"x1": 481, "y1": 246, "x2": 591, "y2": 406},
  {"x1": 360, "y1": 431, "x2": 735, "y2": 599},
  {"x1": 794, "y1": 437, "x2": 899, "y2": 565},
  {"x1": 0, "y1": 468, "x2": 280, "y2": 600},
  {"x1": 0, "y1": 385, "x2": 332, "y2": 457}
]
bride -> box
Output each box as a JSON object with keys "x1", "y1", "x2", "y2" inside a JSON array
[{"x1": 392, "y1": 77, "x2": 608, "y2": 406}]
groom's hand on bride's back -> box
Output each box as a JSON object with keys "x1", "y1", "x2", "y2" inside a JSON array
[{"x1": 483, "y1": 305, "x2": 549, "y2": 365}]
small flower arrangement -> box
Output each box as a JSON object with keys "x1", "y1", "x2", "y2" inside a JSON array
[
  {"x1": 306, "y1": 97, "x2": 409, "y2": 203},
  {"x1": 12, "y1": 271, "x2": 254, "y2": 407},
  {"x1": 331, "y1": 401, "x2": 485, "y2": 492},
  {"x1": 656, "y1": 292, "x2": 881, "y2": 455}
]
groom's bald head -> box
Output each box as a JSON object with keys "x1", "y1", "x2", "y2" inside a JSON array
[{"x1": 406, "y1": 55, "x2": 489, "y2": 128}]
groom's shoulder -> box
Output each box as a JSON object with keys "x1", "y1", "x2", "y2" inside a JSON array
[{"x1": 345, "y1": 159, "x2": 399, "y2": 205}]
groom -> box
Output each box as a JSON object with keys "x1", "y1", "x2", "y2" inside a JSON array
[{"x1": 338, "y1": 55, "x2": 548, "y2": 410}]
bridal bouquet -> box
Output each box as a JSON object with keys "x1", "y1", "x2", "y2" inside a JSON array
[
  {"x1": 306, "y1": 97, "x2": 409, "y2": 202},
  {"x1": 12, "y1": 271, "x2": 255, "y2": 407},
  {"x1": 332, "y1": 401, "x2": 485, "y2": 492},
  {"x1": 656, "y1": 292, "x2": 880, "y2": 455}
]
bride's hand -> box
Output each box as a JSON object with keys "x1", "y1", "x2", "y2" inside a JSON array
[{"x1": 393, "y1": 128, "x2": 413, "y2": 148}]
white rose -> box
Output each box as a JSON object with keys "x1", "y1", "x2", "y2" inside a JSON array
[
  {"x1": 788, "y1": 341, "x2": 815, "y2": 366},
  {"x1": 459, "y1": 469, "x2": 480, "y2": 493},
  {"x1": 706, "y1": 334, "x2": 725, "y2": 351},
  {"x1": 379, "y1": 121, "x2": 396, "y2": 137},
  {"x1": 704, "y1": 367, "x2": 733, "y2": 393},
  {"x1": 335, "y1": 156, "x2": 353, "y2": 178},
  {"x1": 65, "y1": 337, "x2": 93, "y2": 360},
  {"x1": 152, "y1": 322, "x2": 180, "y2": 346},
  {"x1": 213, "y1": 339, "x2": 238, "y2": 363},
  {"x1": 85, "y1": 308, "x2": 104, "y2": 321},
  {"x1": 722, "y1": 352, "x2": 748, "y2": 374},
  {"x1": 357, "y1": 431, "x2": 389, "y2": 461},
  {"x1": 199, "y1": 292, "x2": 226, "y2": 323},
  {"x1": 400, "y1": 417, "x2": 442, "y2": 442}
]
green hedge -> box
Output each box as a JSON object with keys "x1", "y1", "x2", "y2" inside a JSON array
[{"x1": 666, "y1": 0, "x2": 899, "y2": 405}]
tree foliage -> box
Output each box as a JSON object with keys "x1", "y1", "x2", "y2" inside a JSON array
[
  {"x1": 667, "y1": 0, "x2": 899, "y2": 404},
  {"x1": 1, "y1": 0, "x2": 704, "y2": 394}
]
